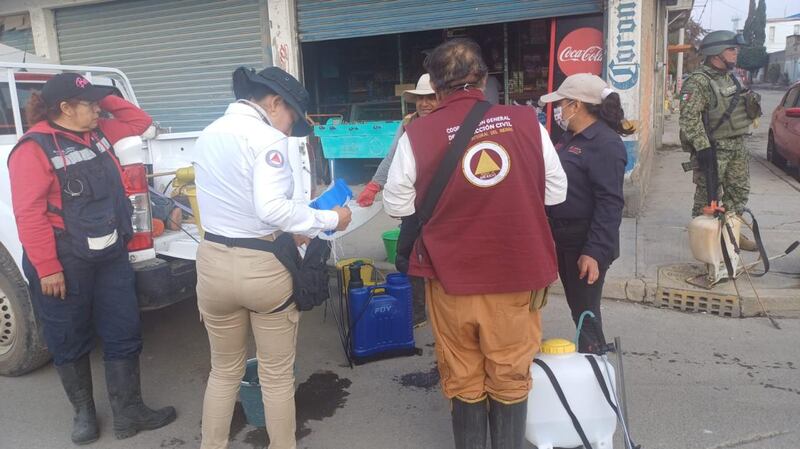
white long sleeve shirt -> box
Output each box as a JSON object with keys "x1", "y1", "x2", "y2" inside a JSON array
[
  {"x1": 194, "y1": 101, "x2": 338, "y2": 238},
  {"x1": 384, "y1": 122, "x2": 567, "y2": 217}
]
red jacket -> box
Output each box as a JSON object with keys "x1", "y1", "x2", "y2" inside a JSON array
[
  {"x1": 405, "y1": 89, "x2": 557, "y2": 295},
  {"x1": 8, "y1": 95, "x2": 152, "y2": 278}
]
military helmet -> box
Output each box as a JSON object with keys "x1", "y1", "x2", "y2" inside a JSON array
[{"x1": 699, "y1": 30, "x2": 746, "y2": 56}]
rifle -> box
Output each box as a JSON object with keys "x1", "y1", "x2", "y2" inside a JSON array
[{"x1": 700, "y1": 110, "x2": 724, "y2": 216}]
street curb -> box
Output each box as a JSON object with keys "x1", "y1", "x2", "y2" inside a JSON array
[{"x1": 329, "y1": 260, "x2": 798, "y2": 318}]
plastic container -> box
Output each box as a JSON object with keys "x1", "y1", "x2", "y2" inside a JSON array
[
  {"x1": 526, "y1": 339, "x2": 617, "y2": 449},
  {"x1": 239, "y1": 358, "x2": 265, "y2": 427},
  {"x1": 348, "y1": 273, "x2": 414, "y2": 359},
  {"x1": 382, "y1": 228, "x2": 400, "y2": 263},
  {"x1": 310, "y1": 178, "x2": 353, "y2": 211},
  {"x1": 688, "y1": 213, "x2": 740, "y2": 265},
  {"x1": 313, "y1": 121, "x2": 402, "y2": 159}
]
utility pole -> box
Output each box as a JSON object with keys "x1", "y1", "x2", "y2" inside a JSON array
[
  {"x1": 732, "y1": 17, "x2": 740, "y2": 32},
  {"x1": 677, "y1": 28, "x2": 686, "y2": 93}
]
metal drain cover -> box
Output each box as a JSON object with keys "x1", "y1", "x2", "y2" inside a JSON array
[{"x1": 656, "y1": 263, "x2": 740, "y2": 317}]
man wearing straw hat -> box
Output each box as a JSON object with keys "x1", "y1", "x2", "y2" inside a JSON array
[{"x1": 356, "y1": 73, "x2": 438, "y2": 207}]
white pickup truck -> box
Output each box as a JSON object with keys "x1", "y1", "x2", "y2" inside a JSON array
[{"x1": 0, "y1": 62, "x2": 319, "y2": 376}]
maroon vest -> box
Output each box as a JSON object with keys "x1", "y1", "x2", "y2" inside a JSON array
[{"x1": 405, "y1": 89, "x2": 557, "y2": 295}]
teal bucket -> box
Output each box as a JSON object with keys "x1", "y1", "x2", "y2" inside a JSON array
[{"x1": 240, "y1": 358, "x2": 265, "y2": 427}]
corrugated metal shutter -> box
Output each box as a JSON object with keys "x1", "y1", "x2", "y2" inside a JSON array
[
  {"x1": 298, "y1": 0, "x2": 603, "y2": 42},
  {"x1": 56, "y1": 0, "x2": 267, "y2": 132},
  {"x1": 0, "y1": 28, "x2": 35, "y2": 54}
]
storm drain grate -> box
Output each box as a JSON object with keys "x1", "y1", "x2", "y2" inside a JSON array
[{"x1": 656, "y1": 287, "x2": 740, "y2": 317}]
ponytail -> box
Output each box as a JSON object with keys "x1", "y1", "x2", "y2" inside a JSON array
[
  {"x1": 25, "y1": 91, "x2": 62, "y2": 125},
  {"x1": 586, "y1": 92, "x2": 635, "y2": 136}
]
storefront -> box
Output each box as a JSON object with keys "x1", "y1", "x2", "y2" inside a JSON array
[{"x1": 296, "y1": 1, "x2": 606, "y2": 182}]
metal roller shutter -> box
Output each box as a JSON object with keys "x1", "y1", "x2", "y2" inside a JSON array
[
  {"x1": 298, "y1": 0, "x2": 603, "y2": 42},
  {"x1": 56, "y1": 0, "x2": 267, "y2": 132},
  {"x1": 0, "y1": 28, "x2": 35, "y2": 55}
]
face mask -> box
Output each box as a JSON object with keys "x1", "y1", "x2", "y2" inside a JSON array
[{"x1": 554, "y1": 101, "x2": 576, "y2": 131}]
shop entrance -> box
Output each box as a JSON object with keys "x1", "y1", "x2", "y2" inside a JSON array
[{"x1": 301, "y1": 16, "x2": 601, "y2": 184}]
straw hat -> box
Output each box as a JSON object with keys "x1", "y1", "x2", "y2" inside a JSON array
[{"x1": 402, "y1": 74, "x2": 435, "y2": 103}]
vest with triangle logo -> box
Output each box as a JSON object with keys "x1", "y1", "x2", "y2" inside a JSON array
[{"x1": 404, "y1": 91, "x2": 557, "y2": 295}]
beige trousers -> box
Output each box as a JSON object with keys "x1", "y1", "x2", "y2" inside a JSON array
[
  {"x1": 426, "y1": 279, "x2": 542, "y2": 403},
  {"x1": 196, "y1": 239, "x2": 298, "y2": 449}
]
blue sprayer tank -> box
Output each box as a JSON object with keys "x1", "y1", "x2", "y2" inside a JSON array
[{"x1": 348, "y1": 272, "x2": 415, "y2": 359}]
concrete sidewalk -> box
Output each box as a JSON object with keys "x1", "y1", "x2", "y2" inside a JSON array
[{"x1": 333, "y1": 101, "x2": 800, "y2": 317}]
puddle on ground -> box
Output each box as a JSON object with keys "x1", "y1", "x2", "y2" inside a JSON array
[
  {"x1": 295, "y1": 370, "x2": 352, "y2": 439},
  {"x1": 395, "y1": 365, "x2": 440, "y2": 391},
  {"x1": 230, "y1": 370, "x2": 352, "y2": 448}
]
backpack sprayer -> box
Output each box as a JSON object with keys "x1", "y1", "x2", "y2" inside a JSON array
[
  {"x1": 527, "y1": 313, "x2": 642, "y2": 449},
  {"x1": 685, "y1": 122, "x2": 798, "y2": 329}
]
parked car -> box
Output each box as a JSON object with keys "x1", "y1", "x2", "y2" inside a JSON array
[
  {"x1": 0, "y1": 62, "x2": 318, "y2": 376},
  {"x1": 767, "y1": 81, "x2": 800, "y2": 170}
]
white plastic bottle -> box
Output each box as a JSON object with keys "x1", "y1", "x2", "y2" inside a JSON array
[{"x1": 526, "y1": 339, "x2": 617, "y2": 449}]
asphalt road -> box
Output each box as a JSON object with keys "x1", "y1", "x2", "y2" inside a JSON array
[{"x1": 1, "y1": 290, "x2": 798, "y2": 449}]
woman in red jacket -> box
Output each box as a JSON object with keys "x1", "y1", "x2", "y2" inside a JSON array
[{"x1": 8, "y1": 73, "x2": 175, "y2": 445}]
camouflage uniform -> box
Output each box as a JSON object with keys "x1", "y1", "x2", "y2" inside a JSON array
[{"x1": 679, "y1": 64, "x2": 750, "y2": 217}]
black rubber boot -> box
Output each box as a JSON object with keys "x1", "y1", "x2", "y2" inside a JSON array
[
  {"x1": 55, "y1": 355, "x2": 99, "y2": 445},
  {"x1": 104, "y1": 357, "x2": 176, "y2": 439},
  {"x1": 488, "y1": 397, "x2": 527, "y2": 449},
  {"x1": 451, "y1": 396, "x2": 488, "y2": 449}
]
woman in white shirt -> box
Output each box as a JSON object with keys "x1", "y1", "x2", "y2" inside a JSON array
[{"x1": 193, "y1": 66, "x2": 351, "y2": 449}]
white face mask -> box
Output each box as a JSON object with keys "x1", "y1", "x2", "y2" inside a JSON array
[{"x1": 554, "y1": 101, "x2": 576, "y2": 131}]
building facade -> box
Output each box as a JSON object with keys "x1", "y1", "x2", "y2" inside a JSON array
[
  {"x1": 0, "y1": 0, "x2": 682, "y2": 215},
  {"x1": 766, "y1": 15, "x2": 800, "y2": 54}
]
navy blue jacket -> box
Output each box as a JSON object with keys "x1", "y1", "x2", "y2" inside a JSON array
[{"x1": 547, "y1": 120, "x2": 627, "y2": 268}]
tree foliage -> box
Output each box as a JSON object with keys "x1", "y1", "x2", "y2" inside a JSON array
[
  {"x1": 738, "y1": 0, "x2": 768, "y2": 76},
  {"x1": 766, "y1": 63, "x2": 781, "y2": 83}
]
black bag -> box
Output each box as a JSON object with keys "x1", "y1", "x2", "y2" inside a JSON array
[
  {"x1": 204, "y1": 232, "x2": 332, "y2": 312},
  {"x1": 394, "y1": 101, "x2": 492, "y2": 273},
  {"x1": 272, "y1": 234, "x2": 332, "y2": 311}
]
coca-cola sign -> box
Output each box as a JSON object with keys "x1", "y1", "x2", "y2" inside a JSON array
[{"x1": 557, "y1": 27, "x2": 604, "y2": 76}]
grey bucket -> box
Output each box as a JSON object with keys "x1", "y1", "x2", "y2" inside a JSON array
[{"x1": 240, "y1": 358, "x2": 265, "y2": 427}]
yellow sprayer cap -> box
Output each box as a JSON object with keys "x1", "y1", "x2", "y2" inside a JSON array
[{"x1": 540, "y1": 338, "x2": 576, "y2": 355}]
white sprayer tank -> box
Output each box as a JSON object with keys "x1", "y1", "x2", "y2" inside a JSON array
[{"x1": 526, "y1": 339, "x2": 617, "y2": 449}]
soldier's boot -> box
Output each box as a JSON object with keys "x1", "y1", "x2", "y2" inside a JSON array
[
  {"x1": 739, "y1": 233, "x2": 758, "y2": 252},
  {"x1": 54, "y1": 354, "x2": 99, "y2": 445},
  {"x1": 451, "y1": 396, "x2": 488, "y2": 449},
  {"x1": 488, "y1": 397, "x2": 527, "y2": 449},
  {"x1": 104, "y1": 357, "x2": 176, "y2": 439}
]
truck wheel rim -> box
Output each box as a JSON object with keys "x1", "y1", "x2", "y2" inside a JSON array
[{"x1": 0, "y1": 287, "x2": 15, "y2": 356}]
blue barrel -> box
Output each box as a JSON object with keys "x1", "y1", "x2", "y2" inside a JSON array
[{"x1": 349, "y1": 274, "x2": 415, "y2": 359}]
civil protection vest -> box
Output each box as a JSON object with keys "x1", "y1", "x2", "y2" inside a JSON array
[
  {"x1": 404, "y1": 89, "x2": 557, "y2": 295},
  {"x1": 692, "y1": 71, "x2": 754, "y2": 140},
  {"x1": 10, "y1": 129, "x2": 133, "y2": 260}
]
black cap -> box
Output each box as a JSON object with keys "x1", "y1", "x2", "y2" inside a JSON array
[
  {"x1": 41, "y1": 73, "x2": 115, "y2": 107},
  {"x1": 234, "y1": 66, "x2": 312, "y2": 137}
]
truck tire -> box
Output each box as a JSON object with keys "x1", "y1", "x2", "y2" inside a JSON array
[{"x1": 0, "y1": 245, "x2": 51, "y2": 376}]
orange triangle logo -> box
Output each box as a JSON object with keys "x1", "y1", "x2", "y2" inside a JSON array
[{"x1": 474, "y1": 150, "x2": 501, "y2": 176}]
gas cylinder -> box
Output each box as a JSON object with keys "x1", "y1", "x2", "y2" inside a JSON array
[
  {"x1": 348, "y1": 273, "x2": 415, "y2": 359},
  {"x1": 526, "y1": 339, "x2": 617, "y2": 449}
]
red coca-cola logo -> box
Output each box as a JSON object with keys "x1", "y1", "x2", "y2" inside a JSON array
[{"x1": 557, "y1": 27, "x2": 604, "y2": 76}]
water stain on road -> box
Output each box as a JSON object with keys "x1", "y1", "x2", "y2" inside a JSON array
[
  {"x1": 231, "y1": 370, "x2": 352, "y2": 448},
  {"x1": 395, "y1": 365, "x2": 440, "y2": 391},
  {"x1": 160, "y1": 437, "x2": 187, "y2": 447},
  {"x1": 295, "y1": 371, "x2": 352, "y2": 439}
]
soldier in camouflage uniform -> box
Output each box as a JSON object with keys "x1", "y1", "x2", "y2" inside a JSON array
[{"x1": 680, "y1": 30, "x2": 761, "y2": 249}]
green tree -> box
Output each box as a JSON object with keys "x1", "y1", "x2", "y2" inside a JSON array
[{"x1": 738, "y1": 0, "x2": 768, "y2": 77}]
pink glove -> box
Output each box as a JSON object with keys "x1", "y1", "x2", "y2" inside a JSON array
[{"x1": 357, "y1": 181, "x2": 382, "y2": 207}]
